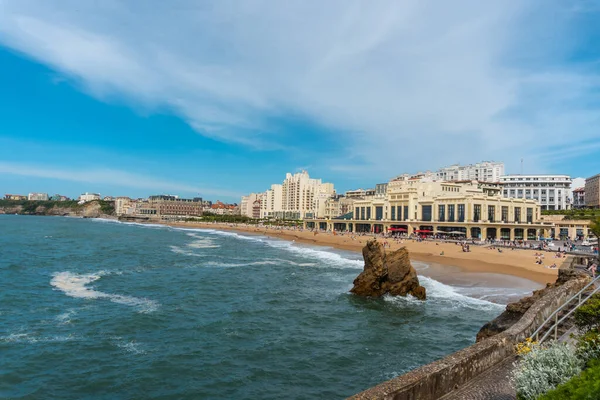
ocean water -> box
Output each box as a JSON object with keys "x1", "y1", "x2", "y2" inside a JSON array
[{"x1": 0, "y1": 216, "x2": 538, "y2": 399}]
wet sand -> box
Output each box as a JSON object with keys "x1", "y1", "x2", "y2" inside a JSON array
[{"x1": 158, "y1": 221, "x2": 567, "y2": 285}]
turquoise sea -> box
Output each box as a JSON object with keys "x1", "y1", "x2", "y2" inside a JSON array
[{"x1": 0, "y1": 216, "x2": 538, "y2": 399}]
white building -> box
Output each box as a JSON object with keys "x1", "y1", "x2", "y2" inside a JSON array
[
  {"x1": 437, "y1": 161, "x2": 505, "y2": 183},
  {"x1": 115, "y1": 197, "x2": 135, "y2": 216},
  {"x1": 240, "y1": 193, "x2": 263, "y2": 218},
  {"x1": 79, "y1": 192, "x2": 101, "y2": 202},
  {"x1": 281, "y1": 171, "x2": 335, "y2": 219},
  {"x1": 259, "y1": 184, "x2": 282, "y2": 219},
  {"x1": 499, "y1": 175, "x2": 572, "y2": 211},
  {"x1": 248, "y1": 171, "x2": 335, "y2": 220},
  {"x1": 28, "y1": 192, "x2": 49, "y2": 201}
]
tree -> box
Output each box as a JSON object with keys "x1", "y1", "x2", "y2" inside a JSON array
[
  {"x1": 591, "y1": 217, "x2": 600, "y2": 242},
  {"x1": 591, "y1": 217, "x2": 600, "y2": 262}
]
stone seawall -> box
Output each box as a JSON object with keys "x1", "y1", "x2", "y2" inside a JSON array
[{"x1": 349, "y1": 271, "x2": 589, "y2": 400}]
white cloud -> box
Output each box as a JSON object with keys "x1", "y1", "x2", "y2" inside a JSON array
[
  {"x1": 0, "y1": 161, "x2": 242, "y2": 198},
  {"x1": 0, "y1": 0, "x2": 599, "y2": 175}
]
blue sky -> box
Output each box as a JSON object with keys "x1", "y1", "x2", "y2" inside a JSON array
[{"x1": 0, "y1": 0, "x2": 599, "y2": 202}]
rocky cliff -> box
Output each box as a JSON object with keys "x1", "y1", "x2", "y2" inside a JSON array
[
  {"x1": 0, "y1": 200, "x2": 115, "y2": 219},
  {"x1": 476, "y1": 268, "x2": 591, "y2": 342},
  {"x1": 350, "y1": 240, "x2": 426, "y2": 300}
]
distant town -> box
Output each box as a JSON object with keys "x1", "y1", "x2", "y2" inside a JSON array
[{"x1": 3, "y1": 161, "x2": 600, "y2": 241}]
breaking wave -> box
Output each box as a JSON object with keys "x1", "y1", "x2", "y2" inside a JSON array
[
  {"x1": 50, "y1": 271, "x2": 159, "y2": 313},
  {"x1": 384, "y1": 276, "x2": 505, "y2": 311}
]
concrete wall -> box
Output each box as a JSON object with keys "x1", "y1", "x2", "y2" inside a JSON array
[{"x1": 348, "y1": 273, "x2": 589, "y2": 400}]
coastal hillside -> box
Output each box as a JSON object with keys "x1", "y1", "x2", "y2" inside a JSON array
[{"x1": 0, "y1": 199, "x2": 115, "y2": 218}]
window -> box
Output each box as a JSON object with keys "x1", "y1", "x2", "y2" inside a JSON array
[
  {"x1": 438, "y1": 205, "x2": 445, "y2": 222},
  {"x1": 355, "y1": 207, "x2": 359, "y2": 219},
  {"x1": 448, "y1": 205, "x2": 455, "y2": 222},
  {"x1": 458, "y1": 204, "x2": 465, "y2": 222},
  {"x1": 488, "y1": 205, "x2": 495, "y2": 222},
  {"x1": 360, "y1": 207, "x2": 365, "y2": 220},
  {"x1": 422, "y1": 205, "x2": 432, "y2": 221},
  {"x1": 366, "y1": 207, "x2": 371, "y2": 220},
  {"x1": 397, "y1": 206, "x2": 402, "y2": 221},
  {"x1": 391, "y1": 206, "x2": 396, "y2": 220},
  {"x1": 502, "y1": 206, "x2": 508, "y2": 222},
  {"x1": 527, "y1": 208, "x2": 533, "y2": 223},
  {"x1": 473, "y1": 204, "x2": 481, "y2": 222},
  {"x1": 375, "y1": 206, "x2": 383, "y2": 220},
  {"x1": 403, "y1": 206, "x2": 409, "y2": 221}
]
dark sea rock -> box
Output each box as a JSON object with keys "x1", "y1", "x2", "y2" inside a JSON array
[{"x1": 350, "y1": 240, "x2": 426, "y2": 300}]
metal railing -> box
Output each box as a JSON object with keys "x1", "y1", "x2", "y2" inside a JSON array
[{"x1": 531, "y1": 274, "x2": 600, "y2": 343}]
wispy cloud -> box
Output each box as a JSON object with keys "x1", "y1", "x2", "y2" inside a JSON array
[
  {"x1": 0, "y1": 162, "x2": 242, "y2": 198},
  {"x1": 0, "y1": 0, "x2": 599, "y2": 174}
]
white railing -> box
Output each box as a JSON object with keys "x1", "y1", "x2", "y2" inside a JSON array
[{"x1": 531, "y1": 274, "x2": 600, "y2": 343}]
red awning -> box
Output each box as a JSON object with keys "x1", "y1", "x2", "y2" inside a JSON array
[
  {"x1": 415, "y1": 229, "x2": 433, "y2": 233},
  {"x1": 388, "y1": 227, "x2": 407, "y2": 231}
]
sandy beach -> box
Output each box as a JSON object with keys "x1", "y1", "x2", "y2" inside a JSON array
[{"x1": 160, "y1": 221, "x2": 566, "y2": 285}]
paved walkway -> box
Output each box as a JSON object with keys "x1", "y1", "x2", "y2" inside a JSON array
[{"x1": 439, "y1": 357, "x2": 517, "y2": 400}]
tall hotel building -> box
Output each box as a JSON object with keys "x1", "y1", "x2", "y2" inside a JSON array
[{"x1": 499, "y1": 175, "x2": 572, "y2": 211}]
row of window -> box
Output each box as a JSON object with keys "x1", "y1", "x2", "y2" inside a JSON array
[{"x1": 355, "y1": 204, "x2": 534, "y2": 223}]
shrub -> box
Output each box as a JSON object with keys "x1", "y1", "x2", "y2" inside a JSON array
[
  {"x1": 537, "y1": 359, "x2": 600, "y2": 400},
  {"x1": 574, "y1": 294, "x2": 600, "y2": 333},
  {"x1": 513, "y1": 341, "x2": 583, "y2": 400},
  {"x1": 576, "y1": 329, "x2": 600, "y2": 366}
]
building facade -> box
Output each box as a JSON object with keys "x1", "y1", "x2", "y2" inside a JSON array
[
  {"x1": 585, "y1": 174, "x2": 600, "y2": 208},
  {"x1": 4, "y1": 194, "x2": 27, "y2": 200},
  {"x1": 305, "y1": 178, "x2": 548, "y2": 240},
  {"x1": 572, "y1": 187, "x2": 586, "y2": 209},
  {"x1": 240, "y1": 193, "x2": 262, "y2": 218},
  {"x1": 245, "y1": 171, "x2": 335, "y2": 220},
  {"x1": 28, "y1": 193, "x2": 49, "y2": 201},
  {"x1": 260, "y1": 184, "x2": 283, "y2": 219},
  {"x1": 437, "y1": 161, "x2": 504, "y2": 183},
  {"x1": 499, "y1": 175, "x2": 572, "y2": 211},
  {"x1": 79, "y1": 192, "x2": 101, "y2": 202}
]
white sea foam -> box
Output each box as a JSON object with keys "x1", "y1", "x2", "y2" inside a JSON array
[
  {"x1": 55, "y1": 309, "x2": 77, "y2": 325},
  {"x1": 185, "y1": 234, "x2": 220, "y2": 249},
  {"x1": 384, "y1": 276, "x2": 504, "y2": 311},
  {"x1": 267, "y1": 241, "x2": 364, "y2": 269},
  {"x1": 205, "y1": 260, "x2": 280, "y2": 268},
  {"x1": 114, "y1": 339, "x2": 146, "y2": 355},
  {"x1": 1, "y1": 332, "x2": 79, "y2": 343},
  {"x1": 50, "y1": 271, "x2": 159, "y2": 313},
  {"x1": 170, "y1": 245, "x2": 207, "y2": 257}
]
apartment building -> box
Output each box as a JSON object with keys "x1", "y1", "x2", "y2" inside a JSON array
[
  {"x1": 572, "y1": 187, "x2": 586, "y2": 209},
  {"x1": 79, "y1": 192, "x2": 101, "y2": 202},
  {"x1": 585, "y1": 174, "x2": 600, "y2": 208},
  {"x1": 437, "y1": 161, "x2": 504, "y2": 183},
  {"x1": 28, "y1": 193, "x2": 49, "y2": 201},
  {"x1": 499, "y1": 175, "x2": 572, "y2": 210}
]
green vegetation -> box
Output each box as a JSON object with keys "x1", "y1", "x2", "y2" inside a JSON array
[
  {"x1": 574, "y1": 294, "x2": 600, "y2": 333},
  {"x1": 513, "y1": 293, "x2": 600, "y2": 399},
  {"x1": 537, "y1": 360, "x2": 600, "y2": 400},
  {"x1": 184, "y1": 214, "x2": 302, "y2": 227},
  {"x1": 513, "y1": 342, "x2": 583, "y2": 400},
  {"x1": 99, "y1": 201, "x2": 115, "y2": 215},
  {"x1": 541, "y1": 209, "x2": 600, "y2": 220},
  {"x1": 590, "y1": 217, "x2": 600, "y2": 242},
  {"x1": 0, "y1": 199, "x2": 115, "y2": 216}
]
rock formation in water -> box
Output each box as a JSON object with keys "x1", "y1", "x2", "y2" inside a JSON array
[
  {"x1": 350, "y1": 240, "x2": 426, "y2": 300},
  {"x1": 476, "y1": 268, "x2": 591, "y2": 342}
]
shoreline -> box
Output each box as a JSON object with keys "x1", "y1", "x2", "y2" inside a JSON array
[{"x1": 158, "y1": 221, "x2": 563, "y2": 285}]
